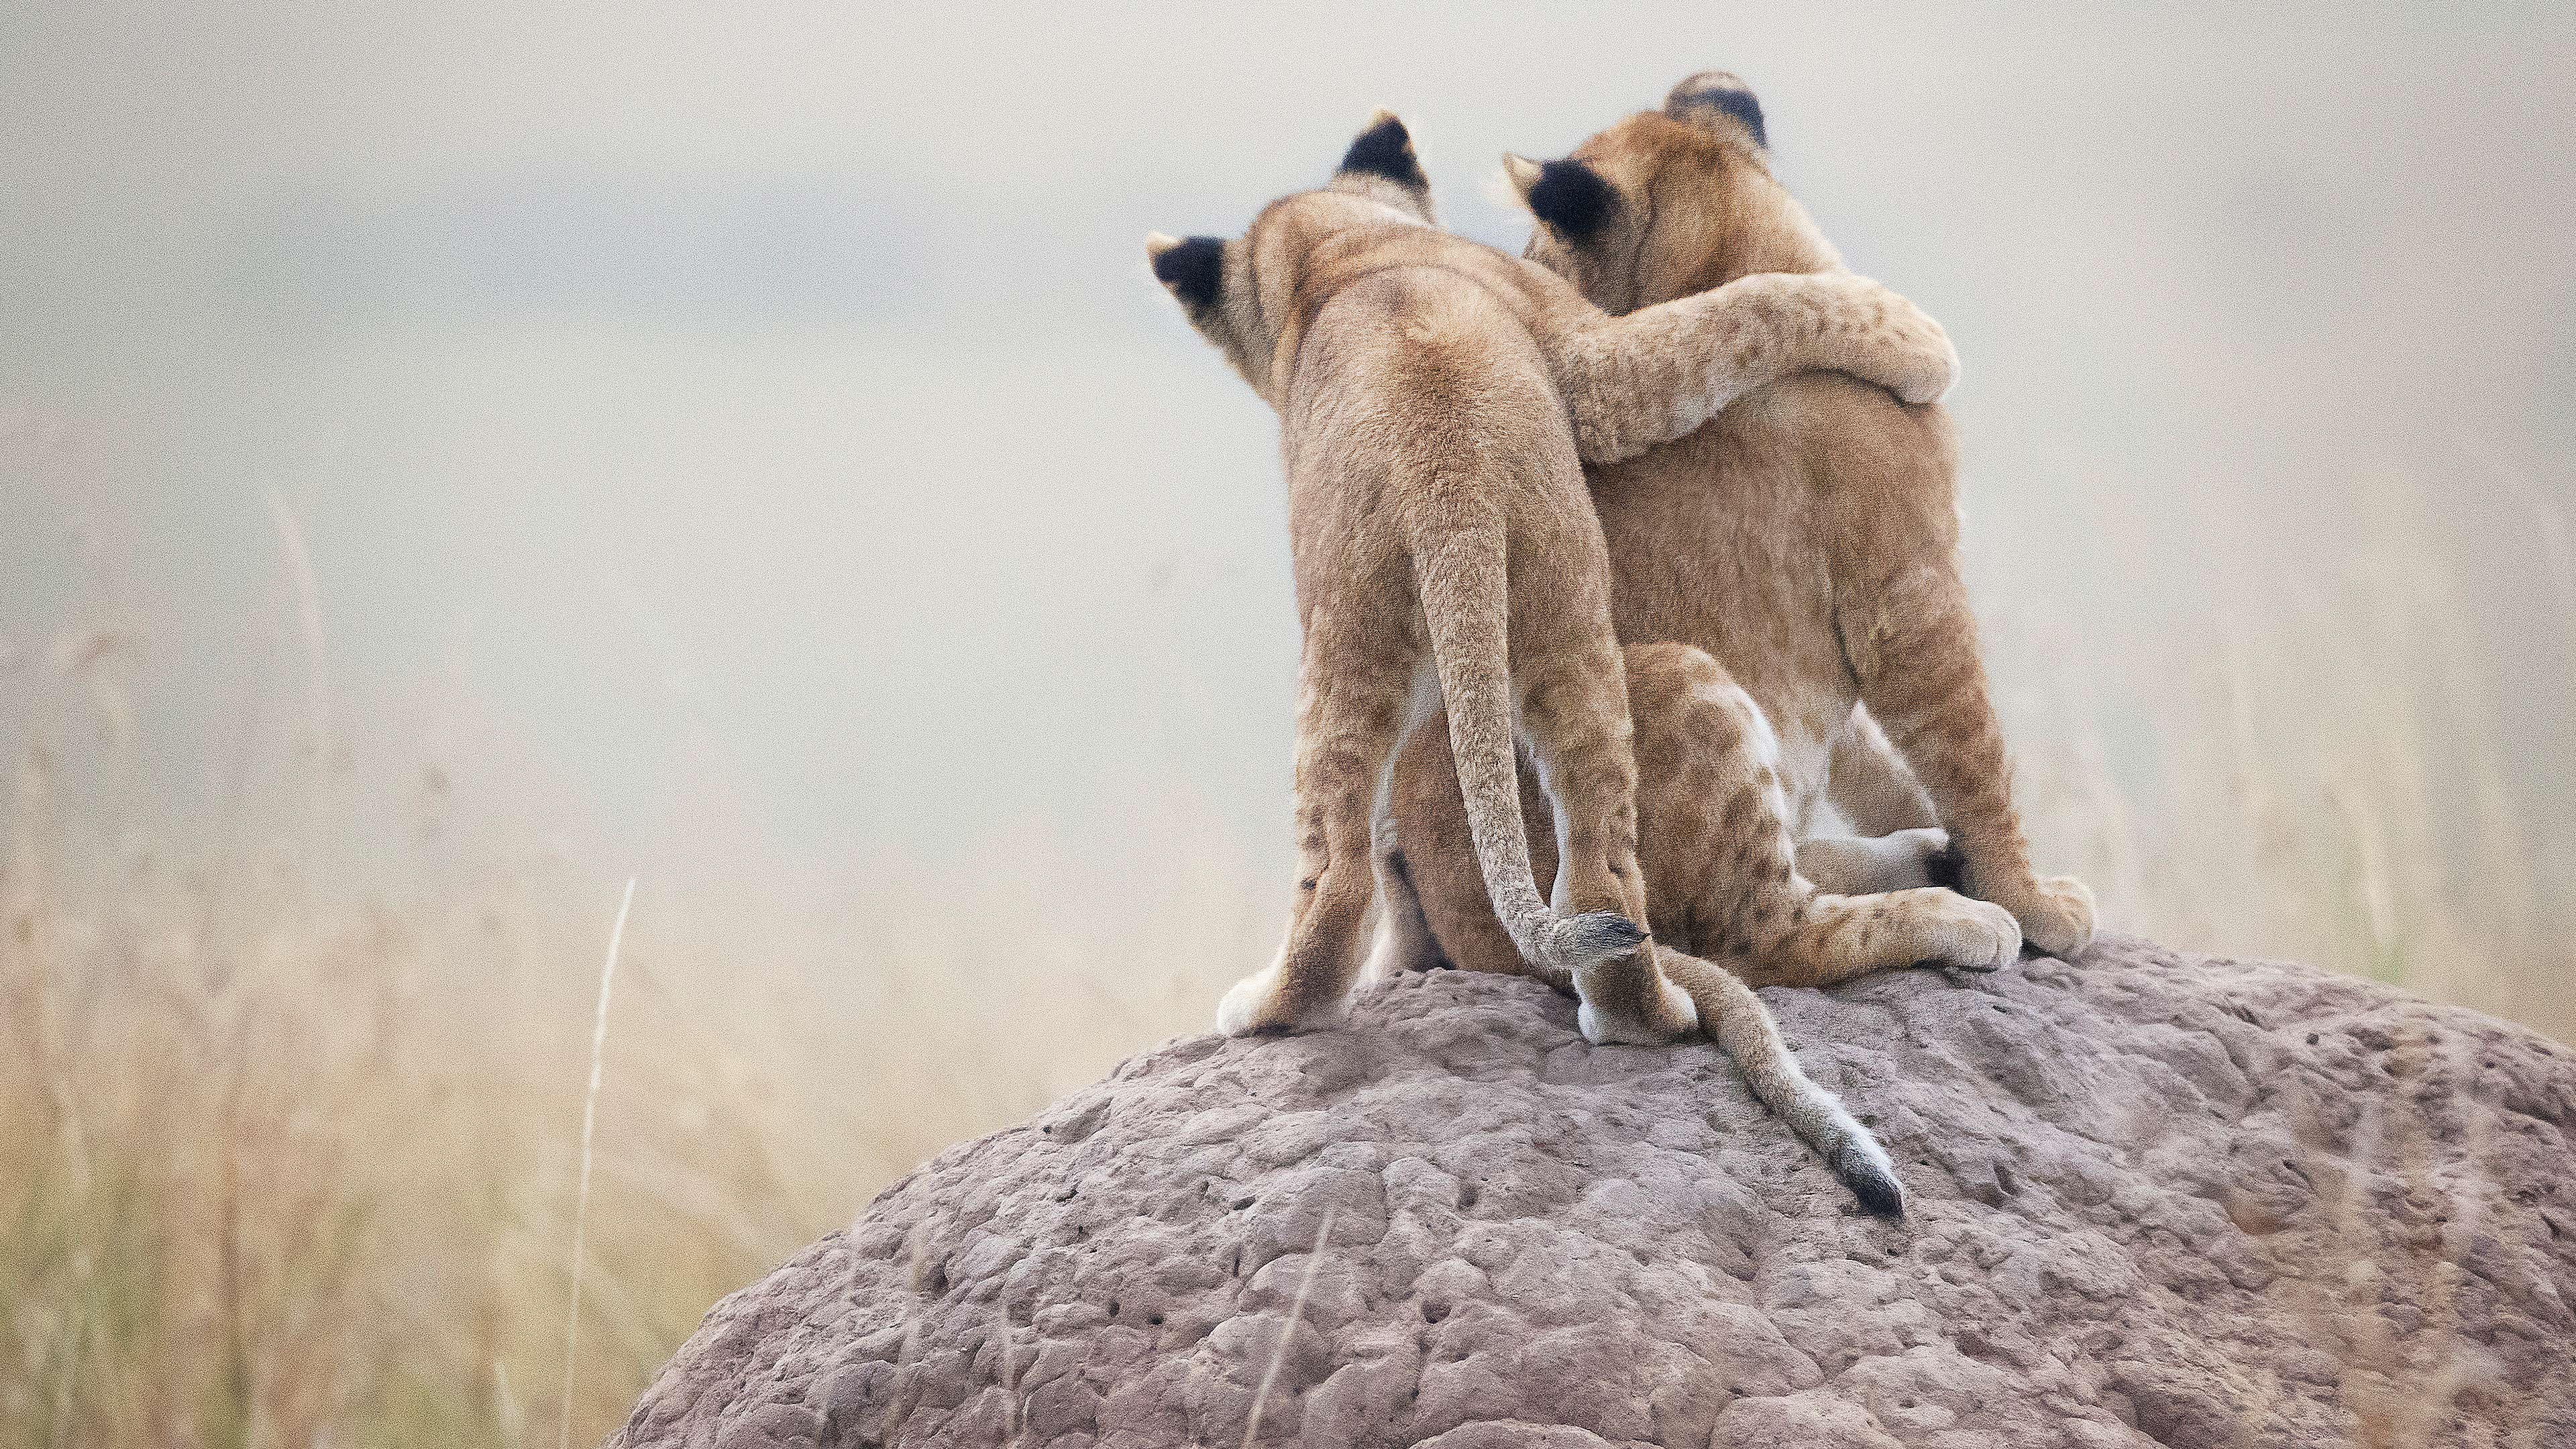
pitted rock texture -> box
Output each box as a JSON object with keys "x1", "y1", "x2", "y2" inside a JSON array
[{"x1": 611, "y1": 937, "x2": 2576, "y2": 1448}]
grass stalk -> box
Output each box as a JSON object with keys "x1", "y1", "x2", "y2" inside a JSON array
[
  {"x1": 558, "y1": 877, "x2": 637, "y2": 1449},
  {"x1": 260, "y1": 485, "x2": 333, "y2": 856},
  {"x1": 1242, "y1": 1201, "x2": 1336, "y2": 1449}
]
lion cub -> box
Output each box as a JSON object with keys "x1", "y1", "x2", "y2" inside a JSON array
[
  {"x1": 1383, "y1": 74, "x2": 2094, "y2": 998},
  {"x1": 1148, "y1": 111, "x2": 1962, "y2": 1051}
]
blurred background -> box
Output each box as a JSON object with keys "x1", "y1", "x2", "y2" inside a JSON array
[{"x1": 3, "y1": 3, "x2": 2570, "y2": 1444}]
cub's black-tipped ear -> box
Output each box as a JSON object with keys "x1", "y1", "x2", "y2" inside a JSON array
[
  {"x1": 1146, "y1": 231, "x2": 1226, "y2": 311},
  {"x1": 1507, "y1": 155, "x2": 1617, "y2": 242},
  {"x1": 1664, "y1": 70, "x2": 1767, "y2": 149},
  {"x1": 1338, "y1": 108, "x2": 1429, "y2": 193}
]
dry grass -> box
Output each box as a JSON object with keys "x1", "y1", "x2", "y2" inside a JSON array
[
  {"x1": 0, "y1": 608, "x2": 1232, "y2": 1443},
  {"x1": 1, "y1": 440, "x2": 2568, "y2": 1448},
  {"x1": 1240, "y1": 1202, "x2": 1336, "y2": 1449},
  {"x1": 557, "y1": 877, "x2": 635, "y2": 1449},
  {"x1": 0, "y1": 729, "x2": 1214, "y2": 1448},
  {"x1": 1992, "y1": 472, "x2": 2576, "y2": 1047}
]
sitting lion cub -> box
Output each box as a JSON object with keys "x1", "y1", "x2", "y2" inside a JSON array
[
  {"x1": 1146, "y1": 111, "x2": 1960, "y2": 1061},
  {"x1": 1383, "y1": 74, "x2": 2095, "y2": 1002}
]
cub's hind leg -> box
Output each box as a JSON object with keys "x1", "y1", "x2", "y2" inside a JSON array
[
  {"x1": 1218, "y1": 610, "x2": 1418, "y2": 1036},
  {"x1": 1795, "y1": 828, "x2": 1957, "y2": 896},
  {"x1": 1796, "y1": 708, "x2": 1953, "y2": 895},
  {"x1": 1362, "y1": 823, "x2": 1444, "y2": 980},
  {"x1": 1511, "y1": 615, "x2": 1697, "y2": 1044},
  {"x1": 1387, "y1": 715, "x2": 1566, "y2": 985},
  {"x1": 1363, "y1": 668, "x2": 1451, "y2": 981},
  {"x1": 1824, "y1": 706, "x2": 1939, "y2": 835},
  {"x1": 1795, "y1": 709, "x2": 1954, "y2": 896},
  {"x1": 1625, "y1": 644, "x2": 2021, "y2": 985},
  {"x1": 1833, "y1": 562, "x2": 2096, "y2": 957},
  {"x1": 1723, "y1": 883, "x2": 2021, "y2": 985}
]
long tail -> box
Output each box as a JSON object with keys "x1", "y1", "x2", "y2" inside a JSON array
[
  {"x1": 1411, "y1": 520, "x2": 1646, "y2": 981},
  {"x1": 1658, "y1": 949, "x2": 1904, "y2": 1216}
]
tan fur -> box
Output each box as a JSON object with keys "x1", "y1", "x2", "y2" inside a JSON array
[
  {"x1": 1393, "y1": 643, "x2": 2021, "y2": 983},
  {"x1": 1150, "y1": 112, "x2": 1964, "y2": 1046},
  {"x1": 1380, "y1": 643, "x2": 1937, "y2": 1207},
  {"x1": 1387, "y1": 74, "x2": 2095, "y2": 999}
]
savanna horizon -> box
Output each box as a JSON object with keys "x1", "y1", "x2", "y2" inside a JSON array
[{"x1": 6, "y1": 6, "x2": 2571, "y2": 1446}]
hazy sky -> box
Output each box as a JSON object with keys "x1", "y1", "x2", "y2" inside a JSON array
[{"x1": 3, "y1": 2, "x2": 2571, "y2": 889}]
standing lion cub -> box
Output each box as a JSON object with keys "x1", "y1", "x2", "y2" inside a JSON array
[
  {"x1": 1146, "y1": 111, "x2": 1962, "y2": 1053},
  {"x1": 1383, "y1": 73, "x2": 2095, "y2": 996}
]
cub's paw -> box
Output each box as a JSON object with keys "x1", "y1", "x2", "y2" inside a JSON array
[
  {"x1": 1886, "y1": 826, "x2": 1957, "y2": 888},
  {"x1": 1800, "y1": 827, "x2": 1953, "y2": 895},
  {"x1": 1834, "y1": 275, "x2": 1959, "y2": 405},
  {"x1": 1215, "y1": 965, "x2": 1352, "y2": 1036},
  {"x1": 1888, "y1": 321, "x2": 1960, "y2": 406},
  {"x1": 1574, "y1": 962, "x2": 1700, "y2": 1045},
  {"x1": 1917, "y1": 894, "x2": 2022, "y2": 973},
  {"x1": 2013, "y1": 875, "x2": 2097, "y2": 959}
]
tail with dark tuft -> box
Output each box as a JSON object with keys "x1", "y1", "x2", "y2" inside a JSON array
[
  {"x1": 1658, "y1": 949, "x2": 1905, "y2": 1217},
  {"x1": 1409, "y1": 518, "x2": 1646, "y2": 985},
  {"x1": 1835, "y1": 1143, "x2": 1907, "y2": 1218}
]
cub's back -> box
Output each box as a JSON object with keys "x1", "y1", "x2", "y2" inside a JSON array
[
  {"x1": 1589, "y1": 372, "x2": 1957, "y2": 739},
  {"x1": 1278, "y1": 263, "x2": 1587, "y2": 614},
  {"x1": 1284, "y1": 262, "x2": 1574, "y2": 486}
]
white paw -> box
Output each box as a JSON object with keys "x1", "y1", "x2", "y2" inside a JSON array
[
  {"x1": 1575, "y1": 973, "x2": 1699, "y2": 1045},
  {"x1": 1215, "y1": 966, "x2": 1281, "y2": 1036},
  {"x1": 1880, "y1": 294, "x2": 1960, "y2": 405},
  {"x1": 2019, "y1": 875, "x2": 2098, "y2": 959},
  {"x1": 1216, "y1": 965, "x2": 1351, "y2": 1036},
  {"x1": 1868, "y1": 826, "x2": 1954, "y2": 892},
  {"x1": 1950, "y1": 898, "x2": 2024, "y2": 972},
  {"x1": 1799, "y1": 828, "x2": 1954, "y2": 895}
]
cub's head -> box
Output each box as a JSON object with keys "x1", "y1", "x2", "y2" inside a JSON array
[
  {"x1": 1505, "y1": 72, "x2": 1837, "y2": 315},
  {"x1": 1146, "y1": 109, "x2": 1436, "y2": 400}
]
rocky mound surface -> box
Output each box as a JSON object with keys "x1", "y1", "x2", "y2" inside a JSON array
[{"x1": 610, "y1": 937, "x2": 2576, "y2": 1448}]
